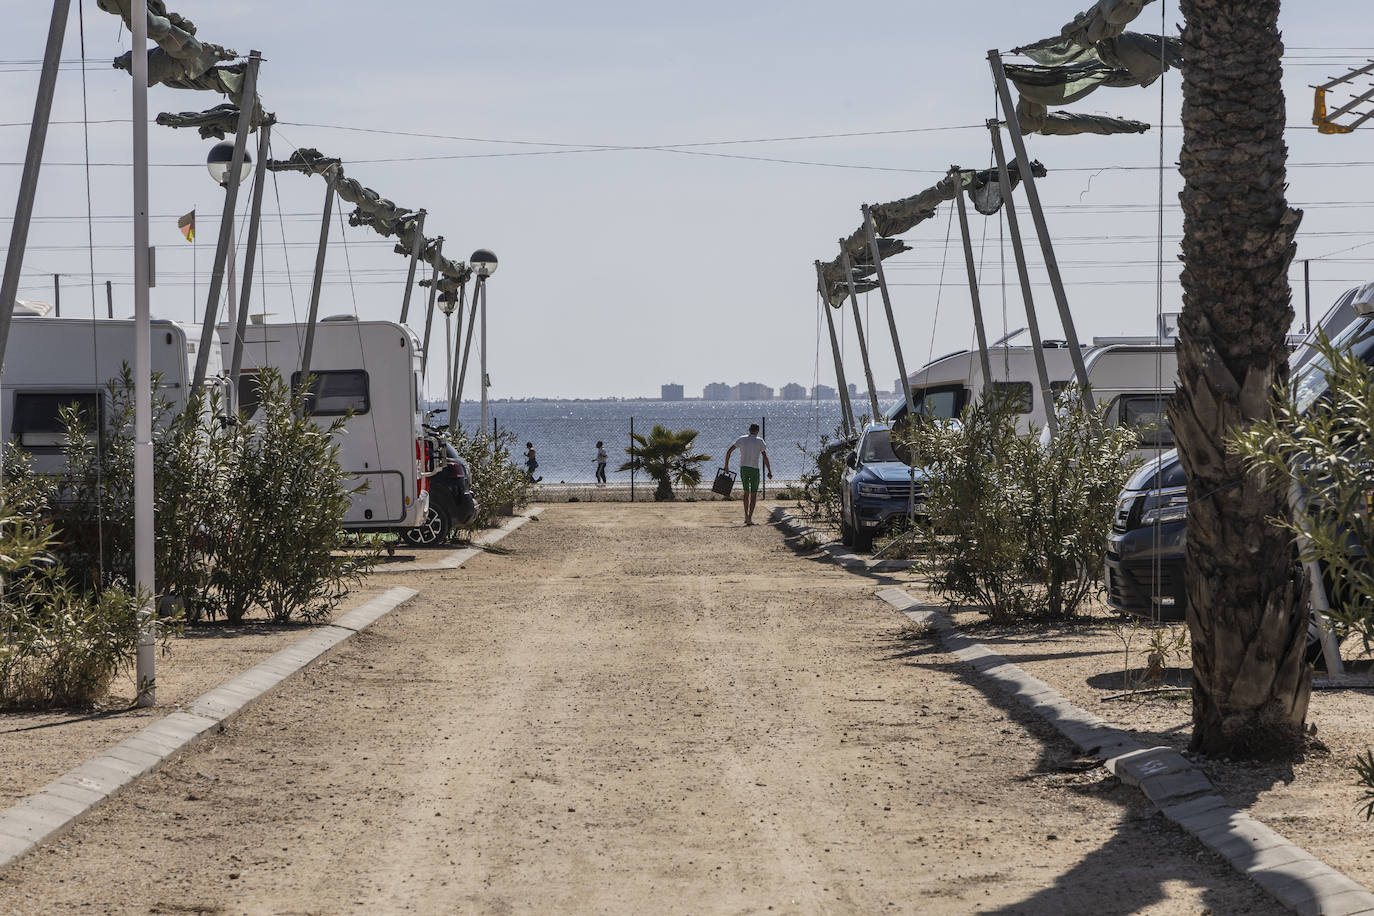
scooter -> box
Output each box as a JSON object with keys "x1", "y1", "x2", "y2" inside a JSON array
[{"x1": 402, "y1": 422, "x2": 480, "y2": 546}]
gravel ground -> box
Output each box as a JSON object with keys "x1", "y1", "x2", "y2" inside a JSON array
[{"x1": 0, "y1": 503, "x2": 1280, "y2": 913}]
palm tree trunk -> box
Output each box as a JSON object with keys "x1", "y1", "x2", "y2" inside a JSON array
[{"x1": 1175, "y1": 0, "x2": 1309, "y2": 756}]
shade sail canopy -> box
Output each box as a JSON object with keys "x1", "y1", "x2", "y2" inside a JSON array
[
  {"x1": 98, "y1": 0, "x2": 268, "y2": 138},
  {"x1": 817, "y1": 161, "x2": 1046, "y2": 306}
]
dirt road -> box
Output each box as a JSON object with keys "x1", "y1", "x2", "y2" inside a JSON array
[{"x1": 0, "y1": 503, "x2": 1277, "y2": 914}]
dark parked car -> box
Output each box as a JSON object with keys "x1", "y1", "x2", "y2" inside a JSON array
[
  {"x1": 1104, "y1": 450, "x2": 1187, "y2": 619},
  {"x1": 840, "y1": 423, "x2": 925, "y2": 552}
]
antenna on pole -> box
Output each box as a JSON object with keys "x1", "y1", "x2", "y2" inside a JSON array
[{"x1": 1313, "y1": 61, "x2": 1374, "y2": 134}]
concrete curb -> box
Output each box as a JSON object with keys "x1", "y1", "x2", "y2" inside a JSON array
[
  {"x1": 0, "y1": 506, "x2": 540, "y2": 873},
  {"x1": 373, "y1": 507, "x2": 543, "y2": 573},
  {"x1": 769, "y1": 507, "x2": 914, "y2": 573},
  {"x1": 875, "y1": 587, "x2": 1374, "y2": 916}
]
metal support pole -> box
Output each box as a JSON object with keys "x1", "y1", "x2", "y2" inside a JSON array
[
  {"x1": 105, "y1": 280, "x2": 114, "y2": 319},
  {"x1": 0, "y1": 0, "x2": 71, "y2": 373},
  {"x1": 989, "y1": 49, "x2": 1093, "y2": 407},
  {"x1": 453, "y1": 283, "x2": 478, "y2": 428},
  {"x1": 300, "y1": 167, "x2": 337, "y2": 381},
  {"x1": 1304, "y1": 259, "x2": 1312, "y2": 333},
  {"x1": 193, "y1": 51, "x2": 261, "y2": 389},
  {"x1": 447, "y1": 284, "x2": 466, "y2": 423},
  {"x1": 53, "y1": 274, "x2": 60, "y2": 316},
  {"x1": 861, "y1": 206, "x2": 914, "y2": 422},
  {"x1": 988, "y1": 119, "x2": 1058, "y2": 432},
  {"x1": 230, "y1": 117, "x2": 272, "y2": 405},
  {"x1": 419, "y1": 237, "x2": 442, "y2": 376},
  {"x1": 398, "y1": 210, "x2": 426, "y2": 325},
  {"x1": 839, "y1": 245, "x2": 883, "y2": 422},
  {"x1": 814, "y1": 261, "x2": 855, "y2": 437},
  {"x1": 951, "y1": 166, "x2": 995, "y2": 396},
  {"x1": 761, "y1": 416, "x2": 767, "y2": 497},
  {"x1": 479, "y1": 277, "x2": 490, "y2": 434},
  {"x1": 630, "y1": 416, "x2": 636, "y2": 502},
  {"x1": 131, "y1": 0, "x2": 156, "y2": 706}
]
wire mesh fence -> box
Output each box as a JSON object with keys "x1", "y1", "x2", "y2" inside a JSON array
[{"x1": 457, "y1": 403, "x2": 845, "y2": 503}]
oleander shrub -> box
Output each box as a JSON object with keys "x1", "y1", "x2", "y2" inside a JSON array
[
  {"x1": 906, "y1": 389, "x2": 1141, "y2": 622},
  {"x1": 452, "y1": 426, "x2": 532, "y2": 528},
  {"x1": 215, "y1": 371, "x2": 373, "y2": 623},
  {"x1": 0, "y1": 452, "x2": 162, "y2": 708},
  {"x1": 795, "y1": 422, "x2": 854, "y2": 527}
]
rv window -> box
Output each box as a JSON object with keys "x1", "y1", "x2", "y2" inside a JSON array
[
  {"x1": 909, "y1": 384, "x2": 965, "y2": 420},
  {"x1": 238, "y1": 373, "x2": 264, "y2": 420},
  {"x1": 12, "y1": 391, "x2": 103, "y2": 447},
  {"x1": 291, "y1": 370, "x2": 370, "y2": 416},
  {"x1": 1118, "y1": 395, "x2": 1174, "y2": 447},
  {"x1": 990, "y1": 382, "x2": 1033, "y2": 414}
]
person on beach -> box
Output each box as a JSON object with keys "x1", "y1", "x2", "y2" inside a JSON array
[
  {"x1": 724, "y1": 423, "x2": 771, "y2": 526},
  {"x1": 525, "y1": 442, "x2": 541, "y2": 482},
  {"x1": 595, "y1": 441, "x2": 608, "y2": 485}
]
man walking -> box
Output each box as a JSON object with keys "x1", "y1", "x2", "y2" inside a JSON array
[
  {"x1": 595, "y1": 441, "x2": 608, "y2": 485},
  {"x1": 724, "y1": 422, "x2": 771, "y2": 526}
]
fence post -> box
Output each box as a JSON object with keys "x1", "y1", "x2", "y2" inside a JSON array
[
  {"x1": 761, "y1": 416, "x2": 767, "y2": 498},
  {"x1": 492, "y1": 416, "x2": 497, "y2": 458},
  {"x1": 629, "y1": 416, "x2": 636, "y2": 502}
]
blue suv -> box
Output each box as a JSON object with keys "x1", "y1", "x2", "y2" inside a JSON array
[{"x1": 840, "y1": 423, "x2": 925, "y2": 551}]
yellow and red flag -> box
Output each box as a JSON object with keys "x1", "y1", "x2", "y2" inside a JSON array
[{"x1": 177, "y1": 210, "x2": 195, "y2": 242}]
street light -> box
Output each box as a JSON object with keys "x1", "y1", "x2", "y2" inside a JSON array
[
  {"x1": 470, "y1": 249, "x2": 497, "y2": 434},
  {"x1": 206, "y1": 139, "x2": 252, "y2": 186},
  {"x1": 437, "y1": 291, "x2": 459, "y2": 426},
  {"x1": 206, "y1": 140, "x2": 252, "y2": 339}
]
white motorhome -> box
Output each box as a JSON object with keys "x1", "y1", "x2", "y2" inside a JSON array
[
  {"x1": 1, "y1": 309, "x2": 224, "y2": 474},
  {"x1": 885, "y1": 343, "x2": 1079, "y2": 432},
  {"x1": 886, "y1": 338, "x2": 1180, "y2": 453},
  {"x1": 223, "y1": 317, "x2": 427, "y2": 532}
]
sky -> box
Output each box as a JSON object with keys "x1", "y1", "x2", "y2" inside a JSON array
[{"x1": 2, "y1": 1, "x2": 1372, "y2": 400}]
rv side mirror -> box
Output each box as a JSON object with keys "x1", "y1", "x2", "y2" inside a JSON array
[{"x1": 846, "y1": 452, "x2": 858, "y2": 469}]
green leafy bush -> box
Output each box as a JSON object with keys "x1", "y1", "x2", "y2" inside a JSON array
[
  {"x1": 215, "y1": 371, "x2": 373, "y2": 623},
  {"x1": 619, "y1": 425, "x2": 710, "y2": 501},
  {"x1": 907, "y1": 390, "x2": 1141, "y2": 622},
  {"x1": 1232, "y1": 333, "x2": 1374, "y2": 646},
  {"x1": 0, "y1": 454, "x2": 165, "y2": 708},
  {"x1": 451, "y1": 426, "x2": 531, "y2": 529},
  {"x1": 794, "y1": 423, "x2": 853, "y2": 527}
]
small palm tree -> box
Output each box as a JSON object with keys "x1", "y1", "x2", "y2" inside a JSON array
[{"x1": 618, "y1": 425, "x2": 710, "y2": 501}]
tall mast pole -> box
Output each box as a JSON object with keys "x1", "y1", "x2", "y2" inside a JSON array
[
  {"x1": 951, "y1": 166, "x2": 995, "y2": 396},
  {"x1": 131, "y1": 0, "x2": 156, "y2": 705},
  {"x1": 839, "y1": 245, "x2": 883, "y2": 421}
]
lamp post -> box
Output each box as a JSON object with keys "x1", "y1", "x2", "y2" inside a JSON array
[
  {"x1": 437, "y1": 291, "x2": 458, "y2": 423},
  {"x1": 470, "y1": 248, "x2": 498, "y2": 434},
  {"x1": 206, "y1": 140, "x2": 253, "y2": 343}
]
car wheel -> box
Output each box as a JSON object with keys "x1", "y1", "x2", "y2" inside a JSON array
[
  {"x1": 403, "y1": 505, "x2": 451, "y2": 546},
  {"x1": 841, "y1": 516, "x2": 855, "y2": 547},
  {"x1": 853, "y1": 526, "x2": 875, "y2": 552}
]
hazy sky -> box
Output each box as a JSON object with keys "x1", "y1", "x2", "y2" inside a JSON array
[{"x1": 2, "y1": 1, "x2": 1371, "y2": 399}]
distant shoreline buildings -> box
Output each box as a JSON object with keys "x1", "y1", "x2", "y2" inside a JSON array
[{"x1": 691, "y1": 380, "x2": 890, "y2": 402}]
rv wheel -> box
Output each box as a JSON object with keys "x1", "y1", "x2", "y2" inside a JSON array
[{"x1": 403, "y1": 505, "x2": 451, "y2": 547}]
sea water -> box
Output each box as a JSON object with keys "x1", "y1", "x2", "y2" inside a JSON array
[{"x1": 447, "y1": 398, "x2": 852, "y2": 484}]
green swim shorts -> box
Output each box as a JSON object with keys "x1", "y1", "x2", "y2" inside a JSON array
[{"x1": 740, "y1": 466, "x2": 761, "y2": 493}]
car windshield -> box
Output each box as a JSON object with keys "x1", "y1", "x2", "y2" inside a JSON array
[
  {"x1": 860, "y1": 428, "x2": 899, "y2": 463},
  {"x1": 1294, "y1": 317, "x2": 1374, "y2": 414}
]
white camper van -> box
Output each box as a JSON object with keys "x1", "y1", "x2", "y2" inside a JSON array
[
  {"x1": 224, "y1": 318, "x2": 427, "y2": 532},
  {"x1": 885, "y1": 343, "x2": 1079, "y2": 432},
  {"x1": 2, "y1": 311, "x2": 223, "y2": 475},
  {"x1": 886, "y1": 339, "x2": 1180, "y2": 453}
]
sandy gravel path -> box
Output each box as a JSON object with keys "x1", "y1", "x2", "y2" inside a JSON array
[{"x1": 0, "y1": 503, "x2": 1278, "y2": 914}]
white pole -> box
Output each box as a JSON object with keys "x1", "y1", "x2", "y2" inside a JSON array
[
  {"x1": 479, "y1": 277, "x2": 489, "y2": 433},
  {"x1": 131, "y1": 0, "x2": 156, "y2": 706}
]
